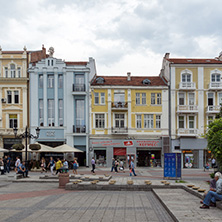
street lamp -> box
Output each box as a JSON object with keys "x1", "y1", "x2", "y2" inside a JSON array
[{"x1": 13, "y1": 126, "x2": 40, "y2": 164}]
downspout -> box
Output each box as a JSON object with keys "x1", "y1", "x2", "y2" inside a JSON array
[{"x1": 169, "y1": 64, "x2": 172, "y2": 153}]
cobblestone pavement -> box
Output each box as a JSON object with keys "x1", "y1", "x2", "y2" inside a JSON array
[{"x1": 0, "y1": 183, "x2": 173, "y2": 222}]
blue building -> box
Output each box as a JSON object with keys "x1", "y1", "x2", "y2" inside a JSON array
[{"x1": 28, "y1": 48, "x2": 96, "y2": 166}]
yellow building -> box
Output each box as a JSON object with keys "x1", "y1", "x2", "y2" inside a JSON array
[
  {"x1": 0, "y1": 46, "x2": 46, "y2": 158},
  {"x1": 162, "y1": 52, "x2": 222, "y2": 168},
  {"x1": 90, "y1": 72, "x2": 169, "y2": 167}
]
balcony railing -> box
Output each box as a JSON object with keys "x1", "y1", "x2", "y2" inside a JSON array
[
  {"x1": 111, "y1": 102, "x2": 128, "y2": 109},
  {"x1": 177, "y1": 128, "x2": 198, "y2": 136},
  {"x1": 177, "y1": 105, "x2": 198, "y2": 112},
  {"x1": 179, "y1": 82, "x2": 196, "y2": 90},
  {"x1": 111, "y1": 127, "x2": 128, "y2": 134},
  {"x1": 73, "y1": 125, "x2": 86, "y2": 133},
  {"x1": 72, "y1": 84, "x2": 85, "y2": 92},
  {"x1": 208, "y1": 82, "x2": 222, "y2": 90},
  {"x1": 206, "y1": 106, "x2": 220, "y2": 113}
]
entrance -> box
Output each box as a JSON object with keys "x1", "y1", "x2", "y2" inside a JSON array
[
  {"x1": 94, "y1": 149, "x2": 106, "y2": 166},
  {"x1": 137, "y1": 150, "x2": 161, "y2": 167}
]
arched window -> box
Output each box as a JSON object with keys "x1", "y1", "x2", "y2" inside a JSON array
[{"x1": 10, "y1": 64, "x2": 16, "y2": 78}]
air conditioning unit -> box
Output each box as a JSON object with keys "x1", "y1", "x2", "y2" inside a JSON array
[{"x1": 1, "y1": 98, "x2": 6, "y2": 103}]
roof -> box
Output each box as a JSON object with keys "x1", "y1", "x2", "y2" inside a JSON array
[
  {"x1": 167, "y1": 58, "x2": 222, "y2": 64},
  {"x1": 2, "y1": 51, "x2": 24, "y2": 54},
  {"x1": 91, "y1": 75, "x2": 167, "y2": 87},
  {"x1": 65, "y1": 61, "x2": 88, "y2": 66}
]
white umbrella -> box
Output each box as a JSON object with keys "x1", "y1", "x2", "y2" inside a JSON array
[
  {"x1": 53, "y1": 144, "x2": 83, "y2": 153},
  {"x1": 0, "y1": 148, "x2": 9, "y2": 152}
]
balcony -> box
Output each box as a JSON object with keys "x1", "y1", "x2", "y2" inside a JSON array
[
  {"x1": 73, "y1": 125, "x2": 86, "y2": 133},
  {"x1": 111, "y1": 102, "x2": 128, "y2": 110},
  {"x1": 179, "y1": 82, "x2": 196, "y2": 90},
  {"x1": 111, "y1": 127, "x2": 128, "y2": 134},
  {"x1": 177, "y1": 128, "x2": 198, "y2": 137},
  {"x1": 72, "y1": 84, "x2": 86, "y2": 94},
  {"x1": 206, "y1": 105, "x2": 220, "y2": 113},
  {"x1": 177, "y1": 105, "x2": 198, "y2": 113},
  {"x1": 208, "y1": 82, "x2": 222, "y2": 90}
]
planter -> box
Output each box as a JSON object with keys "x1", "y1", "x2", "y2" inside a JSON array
[
  {"x1": 29, "y1": 144, "x2": 41, "y2": 151},
  {"x1": 59, "y1": 173, "x2": 70, "y2": 188}
]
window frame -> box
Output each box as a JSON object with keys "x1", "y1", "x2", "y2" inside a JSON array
[
  {"x1": 136, "y1": 115, "x2": 142, "y2": 129},
  {"x1": 144, "y1": 114, "x2": 153, "y2": 128},
  {"x1": 95, "y1": 114, "x2": 105, "y2": 128},
  {"x1": 47, "y1": 75, "x2": 54, "y2": 88}
]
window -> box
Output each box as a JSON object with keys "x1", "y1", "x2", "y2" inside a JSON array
[
  {"x1": 76, "y1": 100, "x2": 85, "y2": 126},
  {"x1": 94, "y1": 92, "x2": 99, "y2": 104},
  {"x1": 136, "y1": 115, "x2": 142, "y2": 128},
  {"x1": 136, "y1": 93, "x2": 140, "y2": 105},
  {"x1": 59, "y1": 99, "x2": 63, "y2": 126},
  {"x1": 208, "y1": 116, "x2": 214, "y2": 126},
  {"x1": 18, "y1": 68, "x2": 21, "y2": 78},
  {"x1": 182, "y1": 73, "x2": 191, "y2": 82},
  {"x1": 179, "y1": 116, "x2": 184, "y2": 128},
  {"x1": 218, "y1": 93, "x2": 222, "y2": 105},
  {"x1": 7, "y1": 91, "x2": 12, "y2": 103},
  {"x1": 75, "y1": 74, "x2": 85, "y2": 91},
  {"x1": 39, "y1": 99, "x2": 44, "y2": 126},
  {"x1": 208, "y1": 93, "x2": 214, "y2": 106},
  {"x1": 48, "y1": 99, "x2": 55, "y2": 126},
  {"x1": 48, "y1": 60, "x2": 50, "y2": 66},
  {"x1": 48, "y1": 75, "x2": 54, "y2": 88},
  {"x1": 188, "y1": 116, "x2": 194, "y2": 128},
  {"x1": 10, "y1": 64, "x2": 15, "y2": 78},
  {"x1": 39, "y1": 75, "x2": 43, "y2": 88},
  {"x1": 101, "y1": 93, "x2": 105, "y2": 104},
  {"x1": 142, "y1": 93, "x2": 146, "y2": 105},
  {"x1": 211, "y1": 73, "x2": 220, "y2": 82},
  {"x1": 157, "y1": 93, "x2": 161, "y2": 104},
  {"x1": 188, "y1": 93, "x2": 194, "y2": 105},
  {"x1": 115, "y1": 114, "x2": 124, "y2": 128},
  {"x1": 9, "y1": 114, "x2": 17, "y2": 128},
  {"x1": 51, "y1": 60, "x2": 53, "y2": 66},
  {"x1": 156, "y1": 115, "x2": 161, "y2": 128},
  {"x1": 14, "y1": 91, "x2": 19, "y2": 104},
  {"x1": 151, "y1": 93, "x2": 155, "y2": 104},
  {"x1": 5, "y1": 68, "x2": 8, "y2": 78},
  {"x1": 58, "y1": 75, "x2": 63, "y2": 88},
  {"x1": 144, "y1": 114, "x2": 153, "y2": 128},
  {"x1": 114, "y1": 93, "x2": 125, "y2": 102},
  {"x1": 95, "y1": 114, "x2": 105, "y2": 128},
  {"x1": 179, "y1": 93, "x2": 185, "y2": 105}
]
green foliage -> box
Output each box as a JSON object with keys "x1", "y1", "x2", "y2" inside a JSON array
[
  {"x1": 209, "y1": 173, "x2": 215, "y2": 179},
  {"x1": 29, "y1": 144, "x2": 41, "y2": 150},
  {"x1": 175, "y1": 180, "x2": 186, "y2": 183},
  {"x1": 12, "y1": 143, "x2": 24, "y2": 150},
  {"x1": 205, "y1": 118, "x2": 222, "y2": 171}
]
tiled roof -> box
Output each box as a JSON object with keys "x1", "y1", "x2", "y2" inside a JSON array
[
  {"x1": 65, "y1": 61, "x2": 88, "y2": 66},
  {"x1": 2, "y1": 51, "x2": 24, "y2": 54},
  {"x1": 91, "y1": 75, "x2": 167, "y2": 86},
  {"x1": 167, "y1": 58, "x2": 222, "y2": 64}
]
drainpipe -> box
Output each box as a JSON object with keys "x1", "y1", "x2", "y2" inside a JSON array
[{"x1": 169, "y1": 64, "x2": 172, "y2": 153}]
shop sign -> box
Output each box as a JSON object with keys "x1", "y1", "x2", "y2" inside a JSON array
[
  {"x1": 92, "y1": 140, "x2": 121, "y2": 146},
  {"x1": 46, "y1": 131, "x2": 55, "y2": 137},
  {"x1": 114, "y1": 148, "x2": 126, "y2": 155},
  {"x1": 137, "y1": 140, "x2": 160, "y2": 147},
  {"x1": 124, "y1": 141, "x2": 133, "y2": 146}
]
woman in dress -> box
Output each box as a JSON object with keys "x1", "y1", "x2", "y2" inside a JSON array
[{"x1": 40, "y1": 157, "x2": 47, "y2": 173}]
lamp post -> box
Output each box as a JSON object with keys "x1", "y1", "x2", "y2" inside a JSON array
[{"x1": 13, "y1": 126, "x2": 40, "y2": 164}]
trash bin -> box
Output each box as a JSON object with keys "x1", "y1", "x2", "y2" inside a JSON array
[{"x1": 59, "y1": 172, "x2": 69, "y2": 188}]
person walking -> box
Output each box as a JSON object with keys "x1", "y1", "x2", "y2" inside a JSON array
[
  {"x1": 3, "y1": 155, "x2": 7, "y2": 173},
  {"x1": 73, "y1": 158, "x2": 78, "y2": 174},
  {"x1": 55, "y1": 158, "x2": 63, "y2": 175},
  {"x1": 6, "y1": 155, "x2": 11, "y2": 173},
  {"x1": 47, "y1": 157, "x2": 55, "y2": 175},
  {"x1": 114, "y1": 159, "x2": 119, "y2": 173},
  {"x1": 91, "y1": 157, "x2": 95, "y2": 173},
  {"x1": 15, "y1": 156, "x2": 21, "y2": 173},
  {"x1": 110, "y1": 158, "x2": 115, "y2": 172},
  {"x1": 130, "y1": 159, "x2": 137, "y2": 176},
  {"x1": 40, "y1": 157, "x2": 47, "y2": 173}
]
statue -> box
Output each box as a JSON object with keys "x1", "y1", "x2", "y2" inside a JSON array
[{"x1": 48, "y1": 47, "x2": 54, "y2": 57}]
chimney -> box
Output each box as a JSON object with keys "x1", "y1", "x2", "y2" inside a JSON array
[
  {"x1": 127, "y1": 72, "x2": 131, "y2": 81},
  {"x1": 164, "y1": 53, "x2": 170, "y2": 59}
]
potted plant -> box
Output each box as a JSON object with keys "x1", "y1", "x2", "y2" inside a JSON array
[{"x1": 12, "y1": 143, "x2": 24, "y2": 150}]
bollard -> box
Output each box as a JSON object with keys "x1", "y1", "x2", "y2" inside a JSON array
[{"x1": 59, "y1": 172, "x2": 70, "y2": 188}]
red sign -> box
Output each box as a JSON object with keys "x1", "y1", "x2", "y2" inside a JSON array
[
  {"x1": 124, "y1": 141, "x2": 133, "y2": 146},
  {"x1": 114, "y1": 148, "x2": 126, "y2": 156},
  {"x1": 137, "y1": 140, "x2": 159, "y2": 147}
]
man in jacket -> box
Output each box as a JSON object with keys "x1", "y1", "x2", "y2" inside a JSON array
[{"x1": 200, "y1": 172, "x2": 222, "y2": 209}]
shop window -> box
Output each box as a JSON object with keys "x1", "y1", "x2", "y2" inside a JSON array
[{"x1": 175, "y1": 146, "x2": 180, "y2": 150}]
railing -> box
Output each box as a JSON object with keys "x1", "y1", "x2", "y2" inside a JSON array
[
  {"x1": 177, "y1": 128, "x2": 198, "y2": 136},
  {"x1": 73, "y1": 125, "x2": 86, "y2": 133},
  {"x1": 111, "y1": 102, "x2": 128, "y2": 109},
  {"x1": 72, "y1": 84, "x2": 85, "y2": 92},
  {"x1": 111, "y1": 127, "x2": 128, "y2": 134},
  {"x1": 208, "y1": 82, "x2": 222, "y2": 89},
  {"x1": 179, "y1": 82, "x2": 196, "y2": 90},
  {"x1": 206, "y1": 106, "x2": 220, "y2": 112},
  {"x1": 177, "y1": 105, "x2": 198, "y2": 112}
]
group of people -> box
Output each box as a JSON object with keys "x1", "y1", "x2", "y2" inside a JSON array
[{"x1": 0, "y1": 155, "x2": 11, "y2": 175}]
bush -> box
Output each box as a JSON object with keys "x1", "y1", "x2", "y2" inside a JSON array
[
  {"x1": 29, "y1": 144, "x2": 41, "y2": 150},
  {"x1": 12, "y1": 143, "x2": 24, "y2": 150}
]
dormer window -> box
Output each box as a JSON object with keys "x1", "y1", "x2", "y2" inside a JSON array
[
  {"x1": 143, "y1": 79, "x2": 151, "y2": 85},
  {"x1": 96, "y1": 77, "x2": 104, "y2": 84}
]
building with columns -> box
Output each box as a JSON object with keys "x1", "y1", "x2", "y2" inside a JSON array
[
  {"x1": 161, "y1": 52, "x2": 222, "y2": 168},
  {"x1": 90, "y1": 72, "x2": 169, "y2": 168},
  {"x1": 29, "y1": 50, "x2": 96, "y2": 166},
  {"x1": 0, "y1": 46, "x2": 46, "y2": 158}
]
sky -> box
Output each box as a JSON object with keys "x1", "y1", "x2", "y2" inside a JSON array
[{"x1": 0, "y1": 0, "x2": 222, "y2": 76}]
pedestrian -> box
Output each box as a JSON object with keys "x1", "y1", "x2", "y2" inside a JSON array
[
  {"x1": 3, "y1": 155, "x2": 7, "y2": 173},
  {"x1": 91, "y1": 157, "x2": 95, "y2": 173},
  {"x1": 73, "y1": 158, "x2": 78, "y2": 174},
  {"x1": 47, "y1": 157, "x2": 55, "y2": 175},
  {"x1": 15, "y1": 156, "x2": 21, "y2": 173},
  {"x1": 0, "y1": 157, "x2": 4, "y2": 175},
  {"x1": 110, "y1": 158, "x2": 115, "y2": 172},
  {"x1": 119, "y1": 160, "x2": 125, "y2": 172},
  {"x1": 40, "y1": 157, "x2": 47, "y2": 173},
  {"x1": 17, "y1": 161, "x2": 29, "y2": 178},
  {"x1": 6, "y1": 155, "x2": 11, "y2": 173},
  {"x1": 62, "y1": 159, "x2": 69, "y2": 173},
  {"x1": 114, "y1": 159, "x2": 119, "y2": 173},
  {"x1": 212, "y1": 158, "x2": 216, "y2": 168},
  {"x1": 200, "y1": 172, "x2": 222, "y2": 208},
  {"x1": 55, "y1": 158, "x2": 63, "y2": 175},
  {"x1": 130, "y1": 159, "x2": 137, "y2": 176}
]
